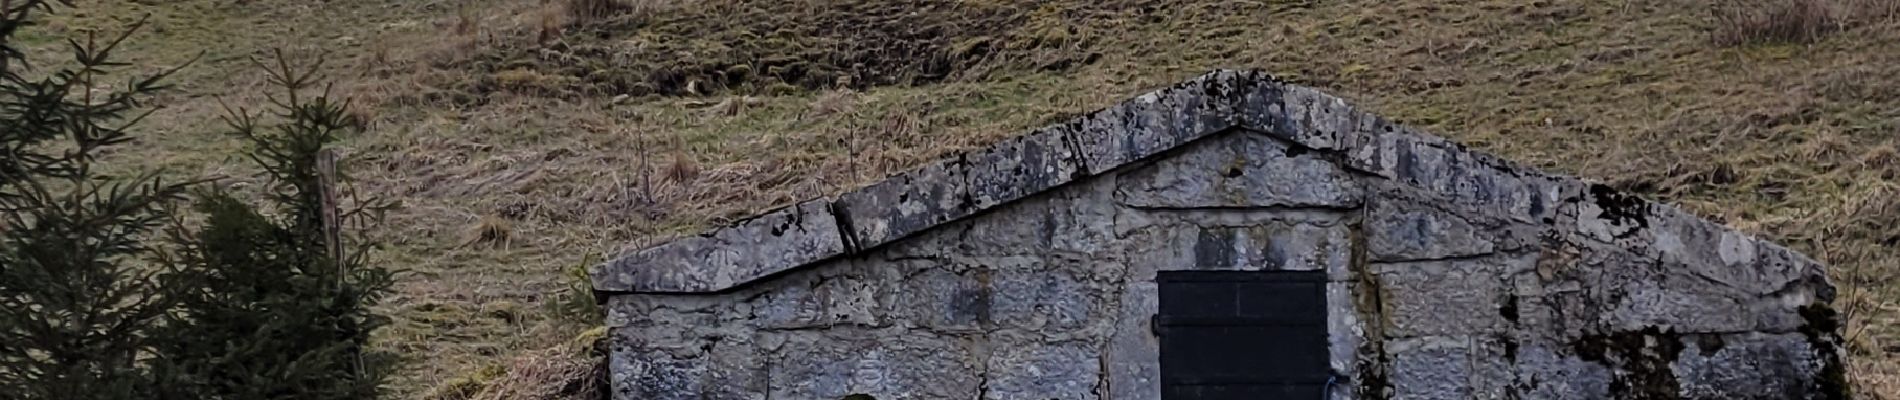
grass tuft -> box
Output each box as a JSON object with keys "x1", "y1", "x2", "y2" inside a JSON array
[
  {"x1": 463, "y1": 215, "x2": 515, "y2": 248},
  {"x1": 1711, "y1": 0, "x2": 1900, "y2": 46},
  {"x1": 565, "y1": 0, "x2": 624, "y2": 23},
  {"x1": 1711, "y1": 0, "x2": 1838, "y2": 46},
  {"x1": 423, "y1": 364, "x2": 506, "y2": 400}
]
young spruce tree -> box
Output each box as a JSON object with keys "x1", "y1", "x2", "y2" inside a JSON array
[
  {"x1": 0, "y1": 1, "x2": 396, "y2": 398},
  {"x1": 0, "y1": 2, "x2": 189, "y2": 399},
  {"x1": 153, "y1": 53, "x2": 396, "y2": 400}
]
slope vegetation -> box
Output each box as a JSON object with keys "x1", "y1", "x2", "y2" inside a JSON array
[{"x1": 41, "y1": 0, "x2": 1900, "y2": 397}]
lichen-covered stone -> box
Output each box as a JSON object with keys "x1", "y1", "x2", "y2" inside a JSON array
[
  {"x1": 986, "y1": 343, "x2": 1103, "y2": 400},
  {"x1": 1107, "y1": 281, "x2": 1162, "y2": 400},
  {"x1": 1388, "y1": 336, "x2": 1474, "y2": 400},
  {"x1": 888, "y1": 267, "x2": 991, "y2": 332},
  {"x1": 1273, "y1": 84, "x2": 1357, "y2": 151},
  {"x1": 698, "y1": 334, "x2": 768, "y2": 399},
  {"x1": 1513, "y1": 343, "x2": 1613, "y2": 399},
  {"x1": 1672, "y1": 333, "x2": 1824, "y2": 399},
  {"x1": 1604, "y1": 269, "x2": 1762, "y2": 333},
  {"x1": 987, "y1": 264, "x2": 1103, "y2": 333},
  {"x1": 1375, "y1": 259, "x2": 1509, "y2": 337},
  {"x1": 1468, "y1": 336, "x2": 1517, "y2": 399},
  {"x1": 591, "y1": 199, "x2": 844, "y2": 293},
  {"x1": 611, "y1": 348, "x2": 706, "y2": 400},
  {"x1": 598, "y1": 70, "x2": 1841, "y2": 400},
  {"x1": 1116, "y1": 132, "x2": 1360, "y2": 209},
  {"x1": 1342, "y1": 128, "x2": 1567, "y2": 224},
  {"x1": 966, "y1": 125, "x2": 1085, "y2": 210},
  {"x1": 1068, "y1": 71, "x2": 1247, "y2": 175},
  {"x1": 1327, "y1": 282, "x2": 1364, "y2": 385},
  {"x1": 1181, "y1": 222, "x2": 1351, "y2": 278},
  {"x1": 835, "y1": 157, "x2": 973, "y2": 250},
  {"x1": 1366, "y1": 198, "x2": 1495, "y2": 262},
  {"x1": 769, "y1": 333, "x2": 979, "y2": 399},
  {"x1": 1574, "y1": 183, "x2": 1654, "y2": 246},
  {"x1": 746, "y1": 267, "x2": 884, "y2": 329}
]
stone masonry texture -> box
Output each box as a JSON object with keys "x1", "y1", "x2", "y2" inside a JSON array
[{"x1": 592, "y1": 70, "x2": 1844, "y2": 399}]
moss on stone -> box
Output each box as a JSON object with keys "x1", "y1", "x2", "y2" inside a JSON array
[
  {"x1": 1798, "y1": 304, "x2": 1850, "y2": 400},
  {"x1": 1570, "y1": 326, "x2": 1685, "y2": 400}
]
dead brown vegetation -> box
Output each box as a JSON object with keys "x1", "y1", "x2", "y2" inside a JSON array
[
  {"x1": 1712, "y1": 0, "x2": 1838, "y2": 45},
  {"x1": 50, "y1": 0, "x2": 1900, "y2": 397},
  {"x1": 437, "y1": 0, "x2": 1152, "y2": 98},
  {"x1": 1712, "y1": 0, "x2": 1900, "y2": 46},
  {"x1": 564, "y1": 0, "x2": 622, "y2": 23}
]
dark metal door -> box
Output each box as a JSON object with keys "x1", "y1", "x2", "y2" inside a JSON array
[{"x1": 1156, "y1": 271, "x2": 1329, "y2": 399}]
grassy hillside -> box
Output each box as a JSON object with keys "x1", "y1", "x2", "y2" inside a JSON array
[{"x1": 39, "y1": 0, "x2": 1900, "y2": 397}]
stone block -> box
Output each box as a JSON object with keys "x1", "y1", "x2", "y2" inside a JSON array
[
  {"x1": 869, "y1": 218, "x2": 970, "y2": 260},
  {"x1": 1376, "y1": 260, "x2": 1507, "y2": 337},
  {"x1": 748, "y1": 268, "x2": 884, "y2": 330},
  {"x1": 608, "y1": 299, "x2": 728, "y2": 349},
  {"x1": 606, "y1": 292, "x2": 726, "y2": 329},
  {"x1": 1107, "y1": 281, "x2": 1161, "y2": 400},
  {"x1": 1228, "y1": 72, "x2": 1291, "y2": 135},
  {"x1": 1179, "y1": 222, "x2": 1352, "y2": 280},
  {"x1": 700, "y1": 334, "x2": 768, "y2": 400},
  {"x1": 1388, "y1": 336, "x2": 1473, "y2": 400},
  {"x1": 1573, "y1": 184, "x2": 1654, "y2": 246},
  {"x1": 989, "y1": 264, "x2": 1104, "y2": 333},
  {"x1": 925, "y1": 197, "x2": 1052, "y2": 258},
  {"x1": 966, "y1": 125, "x2": 1085, "y2": 210},
  {"x1": 1512, "y1": 288, "x2": 1603, "y2": 344},
  {"x1": 1041, "y1": 176, "x2": 1123, "y2": 254},
  {"x1": 1115, "y1": 132, "x2": 1360, "y2": 209},
  {"x1": 1672, "y1": 332, "x2": 1825, "y2": 399},
  {"x1": 986, "y1": 343, "x2": 1103, "y2": 400},
  {"x1": 1604, "y1": 269, "x2": 1759, "y2": 334},
  {"x1": 1345, "y1": 129, "x2": 1565, "y2": 224},
  {"x1": 1644, "y1": 203, "x2": 1724, "y2": 266},
  {"x1": 1512, "y1": 343, "x2": 1612, "y2": 399},
  {"x1": 1327, "y1": 282, "x2": 1364, "y2": 375},
  {"x1": 890, "y1": 267, "x2": 991, "y2": 332},
  {"x1": 836, "y1": 157, "x2": 973, "y2": 250},
  {"x1": 593, "y1": 199, "x2": 845, "y2": 293},
  {"x1": 1432, "y1": 153, "x2": 1551, "y2": 224},
  {"x1": 1390, "y1": 133, "x2": 1457, "y2": 194},
  {"x1": 1338, "y1": 114, "x2": 1397, "y2": 176},
  {"x1": 1339, "y1": 120, "x2": 1405, "y2": 180},
  {"x1": 1468, "y1": 336, "x2": 1516, "y2": 400},
  {"x1": 610, "y1": 348, "x2": 706, "y2": 400},
  {"x1": 1070, "y1": 71, "x2": 1245, "y2": 175},
  {"x1": 768, "y1": 333, "x2": 979, "y2": 399},
  {"x1": 1272, "y1": 84, "x2": 1357, "y2": 151},
  {"x1": 1751, "y1": 238, "x2": 1833, "y2": 300},
  {"x1": 1366, "y1": 199, "x2": 1495, "y2": 262},
  {"x1": 947, "y1": 175, "x2": 1121, "y2": 257}
]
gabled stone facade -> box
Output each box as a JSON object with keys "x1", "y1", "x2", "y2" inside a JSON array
[{"x1": 591, "y1": 70, "x2": 1844, "y2": 399}]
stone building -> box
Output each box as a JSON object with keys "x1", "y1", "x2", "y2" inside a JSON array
[{"x1": 590, "y1": 70, "x2": 1844, "y2": 399}]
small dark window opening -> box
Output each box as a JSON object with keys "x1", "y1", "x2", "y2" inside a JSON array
[{"x1": 1156, "y1": 270, "x2": 1329, "y2": 399}]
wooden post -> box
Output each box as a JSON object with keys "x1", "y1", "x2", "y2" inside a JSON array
[{"x1": 316, "y1": 148, "x2": 343, "y2": 274}]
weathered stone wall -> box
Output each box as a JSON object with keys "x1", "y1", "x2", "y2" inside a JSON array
[
  {"x1": 605, "y1": 131, "x2": 1837, "y2": 399},
  {"x1": 599, "y1": 71, "x2": 1841, "y2": 400},
  {"x1": 607, "y1": 132, "x2": 1363, "y2": 399}
]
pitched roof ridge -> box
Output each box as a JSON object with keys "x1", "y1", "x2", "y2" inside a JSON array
[{"x1": 589, "y1": 69, "x2": 1825, "y2": 295}]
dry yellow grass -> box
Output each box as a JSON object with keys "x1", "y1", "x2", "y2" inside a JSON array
[
  {"x1": 421, "y1": 327, "x2": 605, "y2": 400},
  {"x1": 36, "y1": 0, "x2": 1900, "y2": 397}
]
